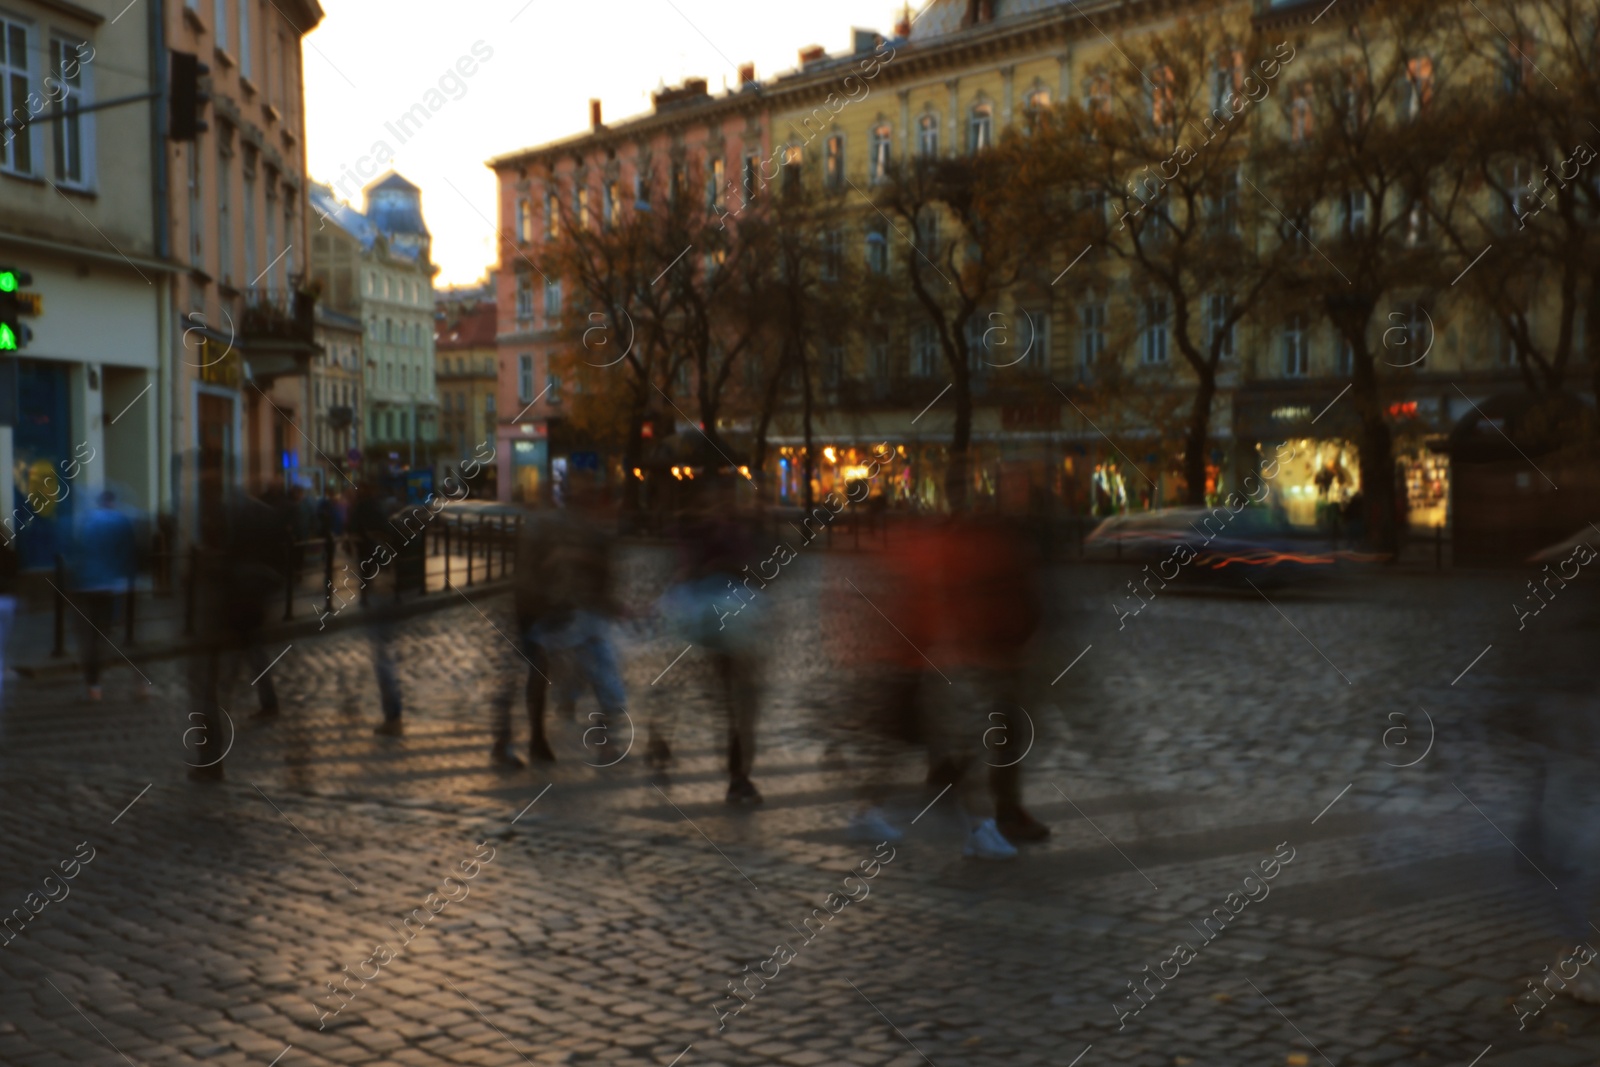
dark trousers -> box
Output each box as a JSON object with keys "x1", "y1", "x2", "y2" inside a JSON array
[
  {"x1": 716, "y1": 651, "x2": 761, "y2": 785},
  {"x1": 189, "y1": 625, "x2": 278, "y2": 766},
  {"x1": 492, "y1": 641, "x2": 550, "y2": 751},
  {"x1": 75, "y1": 591, "x2": 118, "y2": 686}
]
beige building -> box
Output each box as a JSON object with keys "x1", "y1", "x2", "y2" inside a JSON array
[
  {"x1": 0, "y1": 0, "x2": 168, "y2": 569},
  {"x1": 434, "y1": 299, "x2": 497, "y2": 488},
  {"x1": 165, "y1": 0, "x2": 323, "y2": 543}
]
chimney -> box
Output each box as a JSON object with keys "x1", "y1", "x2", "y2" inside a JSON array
[
  {"x1": 590, "y1": 99, "x2": 603, "y2": 131},
  {"x1": 799, "y1": 44, "x2": 826, "y2": 66},
  {"x1": 738, "y1": 62, "x2": 756, "y2": 86},
  {"x1": 895, "y1": 2, "x2": 912, "y2": 37}
]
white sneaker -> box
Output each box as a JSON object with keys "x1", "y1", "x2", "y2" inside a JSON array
[
  {"x1": 963, "y1": 818, "x2": 1018, "y2": 860},
  {"x1": 847, "y1": 808, "x2": 904, "y2": 844}
]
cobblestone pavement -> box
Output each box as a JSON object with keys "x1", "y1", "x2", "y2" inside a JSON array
[{"x1": 2, "y1": 548, "x2": 1597, "y2": 1067}]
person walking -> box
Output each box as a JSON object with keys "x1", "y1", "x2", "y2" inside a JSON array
[
  {"x1": 351, "y1": 483, "x2": 406, "y2": 736},
  {"x1": 492, "y1": 480, "x2": 627, "y2": 767},
  {"x1": 69, "y1": 490, "x2": 140, "y2": 702},
  {"x1": 0, "y1": 533, "x2": 17, "y2": 718},
  {"x1": 188, "y1": 491, "x2": 288, "y2": 778}
]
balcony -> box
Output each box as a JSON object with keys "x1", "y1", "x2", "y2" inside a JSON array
[{"x1": 238, "y1": 279, "x2": 319, "y2": 380}]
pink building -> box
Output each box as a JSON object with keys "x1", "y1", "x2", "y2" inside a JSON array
[{"x1": 487, "y1": 73, "x2": 773, "y2": 503}]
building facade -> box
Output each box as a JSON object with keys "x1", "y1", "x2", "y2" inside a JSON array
[
  {"x1": 0, "y1": 0, "x2": 168, "y2": 569},
  {"x1": 165, "y1": 0, "x2": 323, "y2": 544},
  {"x1": 357, "y1": 173, "x2": 438, "y2": 478},
  {"x1": 434, "y1": 298, "x2": 498, "y2": 490},
  {"x1": 489, "y1": 0, "x2": 1576, "y2": 523},
  {"x1": 309, "y1": 306, "x2": 361, "y2": 487}
]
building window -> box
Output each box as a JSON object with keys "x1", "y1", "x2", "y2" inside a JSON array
[
  {"x1": 1402, "y1": 56, "x2": 1434, "y2": 120},
  {"x1": 918, "y1": 113, "x2": 939, "y2": 158},
  {"x1": 820, "y1": 230, "x2": 843, "y2": 281},
  {"x1": 1283, "y1": 315, "x2": 1309, "y2": 377},
  {"x1": 869, "y1": 338, "x2": 889, "y2": 383},
  {"x1": 1212, "y1": 49, "x2": 1243, "y2": 112},
  {"x1": 187, "y1": 146, "x2": 203, "y2": 265},
  {"x1": 518, "y1": 355, "x2": 534, "y2": 402},
  {"x1": 545, "y1": 191, "x2": 559, "y2": 239},
  {"x1": 781, "y1": 144, "x2": 803, "y2": 195},
  {"x1": 1141, "y1": 298, "x2": 1169, "y2": 364},
  {"x1": 1336, "y1": 334, "x2": 1355, "y2": 376},
  {"x1": 1290, "y1": 83, "x2": 1314, "y2": 144},
  {"x1": 743, "y1": 152, "x2": 759, "y2": 203},
  {"x1": 824, "y1": 134, "x2": 844, "y2": 189},
  {"x1": 708, "y1": 155, "x2": 725, "y2": 208},
  {"x1": 1, "y1": 18, "x2": 34, "y2": 175},
  {"x1": 821, "y1": 343, "x2": 844, "y2": 389},
  {"x1": 237, "y1": 0, "x2": 251, "y2": 78},
  {"x1": 1340, "y1": 189, "x2": 1367, "y2": 238},
  {"x1": 865, "y1": 229, "x2": 888, "y2": 275},
  {"x1": 515, "y1": 273, "x2": 533, "y2": 319},
  {"x1": 216, "y1": 138, "x2": 232, "y2": 283},
  {"x1": 911, "y1": 323, "x2": 938, "y2": 377},
  {"x1": 1024, "y1": 86, "x2": 1051, "y2": 114},
  {"x1": 869, "y1": 124, "x2": 891, "y2": 183},
  {"x1": 516, "y1": 198, "x2": 532, "y2": 243},
  {"x1": 1400, "y1": 300, "x2": 1430, "y2": 362},
  {"x1": 1085, "y1": 68, "x2": 1112, "y2": 125},
  {"x1": 242, "y1": 159, "x2": 257, "y2": 284},
  {"x1": 603, "y1": 180, "x2": 618, "y2": 228},
  {"x1": 1405, "y1": 198, "x2": 1428, "y2": 247},
  {"x1": 48, "y1": 38, "x2": 90, "y2": 186},
  {"x1": 1205, "y1": 294, "x2": 1234, "y2": 359},
  {"x1": 1208, "y1": 170, "x2": 1238, "y2": 235},
  {"x1": 1080, "y1": 303, "x2": 1106, "y2": 373},
  {"x1": 1149, "y1": 67, "x2": 1175, "y2": 131},
  {"x1": 214, "y1": 0, "x2": 228, "y2": 50},
  {"x1": 545, "y1": 370, "x2": 561, "y2": 404},
  {"x1": 915, "y1": 209, "x2": 940, "y2": 255},
  {"x1": 543, "y1": 277, "x2": 562, "y2": 319},
  {"x1": 968, "y1": 104, "x2": 994, "y2": 153},
  {"x1": 1501, "y1": 38, "x2": 1536, "y2": 96}
]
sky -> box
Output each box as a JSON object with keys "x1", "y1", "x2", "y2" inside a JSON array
[{"x1": 303, "y1": 0, "x2": 919, "y2": 288}]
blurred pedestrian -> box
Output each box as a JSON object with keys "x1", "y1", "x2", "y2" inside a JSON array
[
  {"x1": 656, "y1": 474, "x2": 767, "y2": 804},
  {"x1": 69, "y1": 489, "x2": 140, "y2": 702},
  {"x1": 494, "y1": 479, "x2": 627, "y2": 767},
  {"x1": 352, "y1": 482, "x2": 406, "y2": 735},
  {"x1": 188, "y1": 491, "x2": 289, "y2": 778},
  {"x1": 0, "y1": 532, "x2": 17, "y2": 716}
]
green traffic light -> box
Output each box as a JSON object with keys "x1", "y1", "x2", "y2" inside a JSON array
[
  {"x1": 0, "y1": 323, "x2": 15, "y2": 350},
  {"x1": 0, "y1": 272, "x2": 15, "y2": 293}
]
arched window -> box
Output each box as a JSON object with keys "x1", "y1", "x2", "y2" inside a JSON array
[
  {"x1": 1085, "y1": 67, "x2": 1112, "y2": 122},
  {"x1": 968, "y1": 103, "x2": 994, "y2": 153},
  {"x1": 918, "y1": 113, "x2": 939, "y2": 158},
  {"x1": 869, "y1": 124, "x2": 892, "y2": 183}
]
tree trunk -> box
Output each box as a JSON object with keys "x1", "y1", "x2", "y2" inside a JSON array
[
  {"x1": 1182, "y1": 371, "x2": 1217, "y2": 506},
  {"x1": 1350, "y1": 345, "x2": 1399, "y2": 557},
  {"x1": 946, "y1": 360, "x2": 973, "y2": 513},
  {"x1": 621, "y1": 386, "x2": 648, "y2": 518}
]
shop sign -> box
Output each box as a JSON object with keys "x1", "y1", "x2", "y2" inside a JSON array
[{"x1": 1271, "y1": 405, "x2": 1314, "y2": 423}]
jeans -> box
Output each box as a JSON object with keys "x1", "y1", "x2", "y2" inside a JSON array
[
  {"x1": 0, "y1": 594, "x2": 15, "y2": 714},
  {"x1": 368, "y1": 613, "x2": 403, "y2": 721},
  {"x1": 492, "y1": 611, "x2": 625, "y2": 752}
]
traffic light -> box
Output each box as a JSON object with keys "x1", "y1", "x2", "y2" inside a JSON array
[
  {"x1": 169, "y1": 51, "x2": 210, "y2": 142},
  {"x1": 0, "y1": 268, "x2": 33, "y2": 352}
]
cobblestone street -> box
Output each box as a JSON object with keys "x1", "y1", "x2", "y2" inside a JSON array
[{"x1": 1, "y1": 549, "x2": 1594, "y2": 1067}]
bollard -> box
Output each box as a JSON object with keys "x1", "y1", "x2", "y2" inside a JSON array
[
  {"x1": 51, "y1": 554, "x2": 66, "y2": 658},
  {"x1": 126, "y1": 571, "x2": 136, "y2": 644},
  {"x1": 184, "y1": 546, "x2": 199, "y2": 636},
  {"x1": 283, "y1": 543, "x2": 296, "y2": 622}
]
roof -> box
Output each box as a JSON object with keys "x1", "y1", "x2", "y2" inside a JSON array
[
  {"x1": 435, "y1": 302, "x2": 498, "y2": 349},
  {"x1": 367, "y1": 172, "x2": 420, "y2": 193},
  {"x1": 309, "y1": 182, "x2": 378, "y2": 251},
  {"x1": 365, "y1": 170, "x2": 431, "y2": 243}
]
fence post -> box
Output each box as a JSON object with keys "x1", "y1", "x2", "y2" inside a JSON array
[
  {"x1": 125, "y1": 571, "x2": 136, "y2": 644},
  {"x1": 184, "y1": 546, "x2": 199, "y2": 636},
  {"x1": 51, "y1": 554, "x2": 66, "y2": 658},
  {"x1": 324, "y1": 531, "x2": 336, "y2": 614},
  {"x1": 466, "y1": 523, "x2": 475, "y2": 586},
  {"x1": 485, "y1": 517, "x2": 495, "y2": 581},
  {"x1": 283, "y1": 542, "x2": 296, "y2": 621},
  {"x1": 1436, "y1": 522, "x2": 1444, "y2": 571},
  {"x1": 500, "y1": 515, "x2": 509, "y2": 576},
  {"x1": 443, "y1": 519, "x2": 451, "y2": 590}
]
